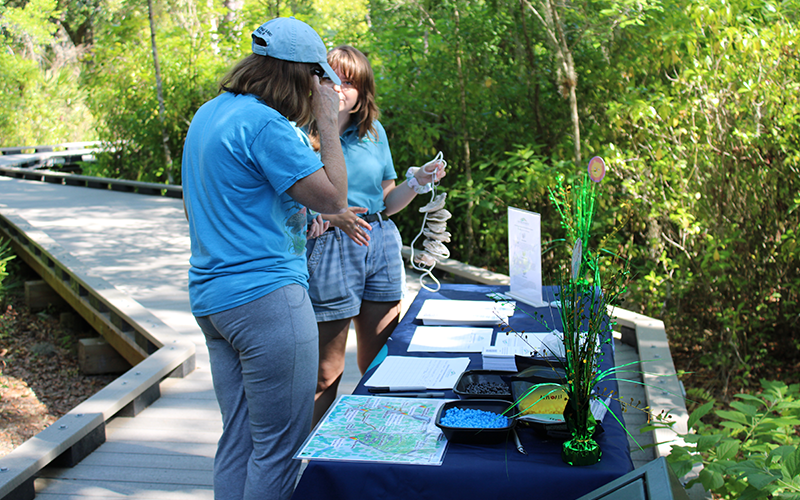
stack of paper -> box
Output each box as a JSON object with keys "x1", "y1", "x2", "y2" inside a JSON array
[
  {"x1": 416, "y1": 299, "x2": 516, "y2": 326},
  {"x1": 364, "y1": 356, "x2": 471, "y2": 389},
  {"x1": 481, "y1": 346, "x2": 518, "y2": 371}
]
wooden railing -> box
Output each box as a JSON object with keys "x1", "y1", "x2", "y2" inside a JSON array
[{"x1": 0, "y1": 212, "x2": 195, "y2": 500}]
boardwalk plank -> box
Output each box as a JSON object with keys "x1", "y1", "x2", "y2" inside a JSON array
[
  {"x1": 35, "y1": 478, "x2": 213, "y2": 499},
  {"x1": 90, "y1": 441, "x2": 217, "y2": 458},
  {"x1": 75, "y1": 451, "x2": 212, "y2": 470},
  {"x1": 132, "y1": 406, "x2": 221, "y2": 422},
  {"x1": 38, "y1": 466, "x2": 212, "y2": 486},
  {"x1": 106, "y1": 417, "x2": 222, "y2": 434},
  {"x1": 158, "y1": 378, "x2": 217, "y2": 400},
  {"x1": 105, "y1": 427, "x2": 220, "y2": 445}
]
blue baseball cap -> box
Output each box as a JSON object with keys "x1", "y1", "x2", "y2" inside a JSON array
[{"x1": 251, "y1": 17, "x2": 341, "y2": 86}]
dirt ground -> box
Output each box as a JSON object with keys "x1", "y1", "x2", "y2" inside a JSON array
[{"x1": 0, "y1": 301, "x2": 117, "y2": 458}]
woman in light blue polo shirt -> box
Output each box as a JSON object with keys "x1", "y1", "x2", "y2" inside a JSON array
[{"x1": 305, "y1": 45, "x2": 447, "y2": 425}]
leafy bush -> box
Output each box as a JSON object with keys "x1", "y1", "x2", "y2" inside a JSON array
[
  {"x1": 668, "y1": 380, "x2": 800, "y2": 499},
  {"x1": 0, "y1": 239, "x2": 16, "y2": 303}
]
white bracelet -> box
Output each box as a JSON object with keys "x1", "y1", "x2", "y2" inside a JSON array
[{"x1": 406, "y1": 167, "x2": 432, "y2": 194}]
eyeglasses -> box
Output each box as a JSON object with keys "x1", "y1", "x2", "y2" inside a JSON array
[
  {"x1": 321, "y1": 76, "x2": 356, "y2": 90},
  {"x1": 311, "y1": 65, "x2": 325, "y2": 78}
]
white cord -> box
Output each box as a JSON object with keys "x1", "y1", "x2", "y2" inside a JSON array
[{"x1": 409, "y1": 152, "x2": 446, "y2": 293}]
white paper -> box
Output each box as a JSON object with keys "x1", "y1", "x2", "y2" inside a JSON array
[
  {"x1": 416, "y1": 299, "x2": 516, "y2": 326},
  {"x1": 364, "y1": 356, "x2": 471, "y2": 389},
  {"x1": 481, "y1": 346, "x2": 518, "y2": 371},
  {"x1": 508, "y1": 207, "x2": 547, "y2": 307},
  {"x1": 539, "y1": 330, "x2": 601, "y2": 358},
  {"x1": 493, "y1": 331, "x2": 552, "y2": 357},
  {"x1": 407, "y1": 326, "x2": 494, "y2": 352},
  {"x1": 591, "y1": 396, "x2": 611, "y2": 423}
]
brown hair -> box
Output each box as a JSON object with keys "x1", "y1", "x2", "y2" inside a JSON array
[
  {"x1": 309, "y1": 45, "x2": 379, "y2": 149},
  {"x1": 220, "y1": 54, "x2": 316, "y2": 127}
]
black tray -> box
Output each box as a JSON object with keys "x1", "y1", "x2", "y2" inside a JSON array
[
  {"x1": 435, "y1": 399, "x2": 516, "y2": 444},
  {"x1": 453, "y1": 370, "x2": 513, "y2": 401}
]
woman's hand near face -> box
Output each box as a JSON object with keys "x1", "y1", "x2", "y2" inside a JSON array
[
  {"x1": 311, "y1": 76, "x2": 341, "y2": 132},
  {"x1": 326, "y1": 207, "x2": 372, "y2": 246},
  {"x1": 288, "y1": 75, "x2": 348, "y2": 215}
]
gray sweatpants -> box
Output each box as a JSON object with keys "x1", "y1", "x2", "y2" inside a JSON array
[{"x1": 196, "y1": 284, "x2": 318, "y2": 500}]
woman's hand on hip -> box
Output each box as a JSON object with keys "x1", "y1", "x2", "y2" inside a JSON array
[{"x1": 328, "y1": 207, "x2": 372, "y2": 246}]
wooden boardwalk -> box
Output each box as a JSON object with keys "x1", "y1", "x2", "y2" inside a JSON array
[{"x1": 0, "y1": 172, "x2": 661, "y2": 499}]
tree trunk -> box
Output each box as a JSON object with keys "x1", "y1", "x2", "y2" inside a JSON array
[
  {"x1": 453, "y1": 3, "x2": 474, "y2": 263},
  {"x1": 518, "y1": 0, "x2": 544, "y2": 140},
  {"x1": 524, "y1": 0, "x2": 582, "y2": 164},
  {"x1": 547, "y1": 0, "x2": 581, "y2": 164},
  {"x1": 147, "y1": 0, "x2": 174, "y2": 184}
]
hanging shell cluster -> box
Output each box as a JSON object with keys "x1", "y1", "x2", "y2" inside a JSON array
[{"x1": 414, "y1": 192, "x2": 452, "y2": 267}]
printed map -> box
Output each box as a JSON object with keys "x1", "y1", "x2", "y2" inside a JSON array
[{"x1": 295, "y1": 395, "x2": 448, "y2": 466}]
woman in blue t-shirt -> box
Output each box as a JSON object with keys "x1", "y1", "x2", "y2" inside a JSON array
[
  {"x1": 181, "y1": 18, "x2": 348, "y2": 500},
  {"x1": 306, "y1": 45, "x2": 447, "y2": 425}
]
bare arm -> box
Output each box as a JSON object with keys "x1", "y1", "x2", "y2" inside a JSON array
[
  {"x1": 383, "y1": 158, "x2": 446, "y2": 216},
  {"x1": 286, "y1": 77, "x2": 348, "y2": 214}
]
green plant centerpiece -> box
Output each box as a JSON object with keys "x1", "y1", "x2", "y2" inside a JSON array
[
  {"x1": 551, "y1": 157, "x2": 629, "y2": 466},
  {"x1": 499, "y1": 157, "x2": 625, "y2": 467},
  {"x1": 498, "y1": 157, "x2": 637, "y2": 466},
  {"x1": 556, "y1": 242, "x2": 628, "y2": 466}
]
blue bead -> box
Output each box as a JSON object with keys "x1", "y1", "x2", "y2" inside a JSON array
[{"x1": 441, "y1": 407, "x2": 508, "y2": 428}]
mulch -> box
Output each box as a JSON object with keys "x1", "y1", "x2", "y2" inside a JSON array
[{"x1": 0, "y1": 302, "x2": 116, "y2": 458}]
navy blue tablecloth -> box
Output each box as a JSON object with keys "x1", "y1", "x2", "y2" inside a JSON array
[{"x1": 292, "y1": 284, "x2": 634, "y2": 500}]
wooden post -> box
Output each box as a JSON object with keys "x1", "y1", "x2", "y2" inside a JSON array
[
  {"x1": 24, "y1": 279, "x2": 67, "y2": 311},
  {"x1": 78, "y1": 338, "x2": 132, "y2": 375}
]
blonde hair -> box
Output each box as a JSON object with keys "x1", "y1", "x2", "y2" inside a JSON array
[
  {"x1": 220, "y1": 54, "x2": 315, "y2": 127},
  {"x1": 309, "y1": 45, "x2": 380, "y2": 149}
]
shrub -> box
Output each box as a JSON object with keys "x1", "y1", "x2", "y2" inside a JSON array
[{"x1": 667, "y1": 380, "x2": 800, "y2": 499}]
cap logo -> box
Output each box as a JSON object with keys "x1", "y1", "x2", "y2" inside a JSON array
[{"x1": 255, "y1": 26, "x2": 273, "y2": 37}]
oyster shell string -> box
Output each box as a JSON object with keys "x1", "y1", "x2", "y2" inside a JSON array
[{"x1": 409, "y1": 152, "x2": 451, "y2": 292}]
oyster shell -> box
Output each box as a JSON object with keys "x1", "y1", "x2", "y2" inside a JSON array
[
  {"x1": 423, "y1": 239, "x2": 450, "y2": 259},
  {"x1": 414, "y1": 250, "x2": 437, "y2": 267},
  {"x1": 423, "y1": 229, "x2": 451, "y2": 242},
  {"x1": 419, "y1": 193, "x2": 447, "y2": 213},
  {"x1": 426, "y1": 221, "x2": 448, "y2": 233},
  {"x1": 426, "y1": 209, "x2": 452, "y2": 222}
]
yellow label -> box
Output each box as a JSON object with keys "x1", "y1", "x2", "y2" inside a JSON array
[{"x1": 518, "y1": 386, "x2": 568, "y2": 415}]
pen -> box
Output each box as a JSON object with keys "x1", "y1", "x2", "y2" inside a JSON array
[
  {"x1": 380, "y1": 392, "x2": 445, "y2": 398},
  {"x1": 368, "y1": 386, "x2": 428, "y2": 393},
  {"x1": 512, "y1": 429, "x2": 527, "y2": 455}
]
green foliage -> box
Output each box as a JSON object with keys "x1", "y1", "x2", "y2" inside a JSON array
[
  {"x1": 0, "y1": 0, "x2": 94, "y2": 146},
  {"x1": 596, "y1": 0, "x2": 800, "y2": 389},
  {"x1": 668, "y1": 380, "x2": 800, "y2": 499},
  {"x1": 83, "y1": 0, "x2": 234, "y2": 182},
  {"x1": 2, "y1": 0, "x2": 799, "y2": 395},
  {"x1": 0, "y1": 239, "x2": 16, "y2": 303}
]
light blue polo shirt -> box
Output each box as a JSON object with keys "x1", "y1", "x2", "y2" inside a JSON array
[
  {"x1": 181, "y1": 92, "x2": 324, "y2": 316},
  {"x1": 340, "y1": 120, "x2": 396, "y2": 214}
]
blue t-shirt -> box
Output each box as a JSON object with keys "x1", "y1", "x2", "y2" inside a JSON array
[
  {"x1": 181, "y1": 92, "x2": 323, "y2": 316},
  {"x1": 340, "y1": 121, "x2": 396, "y2": 214}
]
